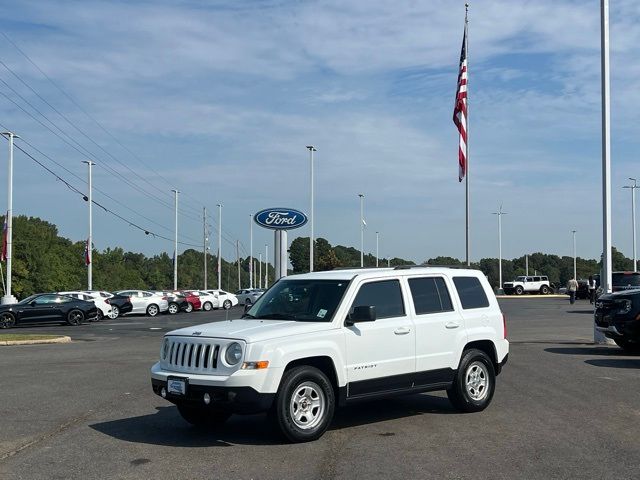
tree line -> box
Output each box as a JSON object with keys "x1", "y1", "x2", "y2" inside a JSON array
[{"x1": 2, "y1": 216, "x2": 633, "y2": 298}]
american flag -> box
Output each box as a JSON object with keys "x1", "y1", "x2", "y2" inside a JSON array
[
  {"x1": 84, "y1": 238, "x2": 91, "y2": 266},
  {"x1": 453, "y1": 22, "x2": 468, "y2": 182},
  {"x1": 1, "y1": 214, "x2": 7, "y2": 262}
]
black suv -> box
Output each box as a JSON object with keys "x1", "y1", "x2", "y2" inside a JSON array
[{"x1": 595, "y1": 289, "x2": 640, "y2": 352}]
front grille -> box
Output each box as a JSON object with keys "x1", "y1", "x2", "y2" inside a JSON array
[{"x1": 162, "y1": 338, "x2": 220, "y2": 373}]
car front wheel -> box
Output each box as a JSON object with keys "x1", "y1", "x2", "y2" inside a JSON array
[
  {"x1": 177, "y1": 404, "x2": 231, "y2": 428},
  {"x1": 515, "y1": 286, "x2": 524, "y2": 295},
  {"x1": 67, "y1": 309, "x2": 85, "y2": 326},
  {"x1": 447, "y1": 349, "x2": 495, "y2": 413},
  {"x1": 614, "y1": 338, "x2": 640, "y2": 353},
  {"x1": 273, "y1": 366, "x2": 335, "y2": 443},
  {"x1": 0, "y1": 312, "x2": 16, "y2": 329}
]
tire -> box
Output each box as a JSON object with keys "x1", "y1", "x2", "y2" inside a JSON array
[
  {"x1": 273, "y1": 366, "x2": 335, "y2": 443},
  {"x1": 540, "y1": 285, "x2": 550, "y2": 295},
  {"x1": 185, "y1": 303, "x2": 193, "y2": 313},
  {"x1": 177, "y1": 404, "x2": 231, "y2": 429},
  {"x1": 109, "y1": 305, "x2": 119, "y2": 319},
  {"x1": 223, "y1": 300, "x2": 232, "y2": 310},
  {"x1": 447, "y1": 349, "x2": 496, "y2": 413},
  {"x1": 0, "y1": 312, "x2": 16, "y2": 329},
  {"x1": 245, "y1": 299, "x2": 253, "y2": 307},
  {"x1": 147, "y1": 304, "x2": 159, "y2": 317},
  {"x1": 614, "y1": 338, "x2": 640, "y2": 353},
  {"x1": 96, "y1": 310, "x2": 103, "y2": 322},
  {"x1": 203, "y1": 302, "x2": 213, "y2": 312},
  {"x1": 515, "y1": 286, "x2": 524, "y2": 295},
  {"x1": 168, "y1": 302, "x2": 179, "y2": 315},
  {"x1": 66, "y1": 309, "x2": 85, "y2": 326}
]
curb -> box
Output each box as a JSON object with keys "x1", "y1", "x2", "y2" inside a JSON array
[
  {"x1": 0, "y1": 336, "x2": 71, "y2": 346},
  {"x1": 496, "y1": 295, "x2": 568, "y2": 299}
]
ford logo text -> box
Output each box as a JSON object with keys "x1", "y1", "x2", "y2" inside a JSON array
[{"x1": 254, "y1": 208, "x2": 308, "y2": 230}]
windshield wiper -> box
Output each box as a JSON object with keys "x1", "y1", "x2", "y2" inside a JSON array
[
  {"x1": 255, "y1": 313, "x2": 298, "y2": 320},
  {"x1": 241, "y1": 313, "x2": 256, "y2": 319}
]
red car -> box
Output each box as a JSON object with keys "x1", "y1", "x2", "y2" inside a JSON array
[{"x1": 179, "y1": 291, "x2": 201, "y2": 312}]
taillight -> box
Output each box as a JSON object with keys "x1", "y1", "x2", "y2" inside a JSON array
[
  {"x1": 162, "y1": 296, "x2": 168, "y2": 301},
  {"x1": 502, "y1": 313, "x2": 508, "y2": 339},
  {"x1": 105, "y1": 298, "x2": 110, "y2": 304}
]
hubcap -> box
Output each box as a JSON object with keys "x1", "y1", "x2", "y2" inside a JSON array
[
  {"x1": 169, "y1": 304, "x2": 178, "y2": 314},
  {"x1": 149, "y1": 306, "x2": 158, "y2": 315},
  {"x1": 289, "y1": 381, "x2": 325, "y2": 430},
  {"x1": 465, "y1": 361, "x2": 489, "y2": 401},
  {"x1": 109, "y1": 306, "x2": 119, "y2": 319}
]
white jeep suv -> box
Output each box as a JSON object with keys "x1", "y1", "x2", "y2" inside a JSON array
[
  {"x1": 502, "y1": 276, "x2": 552, "y2": 295},
  {"x1": 150, "y1": 267, "x2": 509, "y2": 442}
]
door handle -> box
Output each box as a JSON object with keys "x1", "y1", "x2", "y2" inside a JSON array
[
  {"x1": 445, "y1": 322, "x2": 460, "y2": 329},
  {"x1": 394, "y1": 327, "x2": 411, "y2": 335}
]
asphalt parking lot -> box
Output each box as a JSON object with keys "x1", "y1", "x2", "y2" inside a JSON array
[{"x1": 1, "y1": 298, "x2": 639, "y2": 480}]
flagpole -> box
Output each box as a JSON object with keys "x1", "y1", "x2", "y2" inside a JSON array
[
  {"x1": 83, "y1": 160, "x2": 94, "y2": 289},
  {"x1": 465, "y1": 3, "x2": 470, "y2": 267}
]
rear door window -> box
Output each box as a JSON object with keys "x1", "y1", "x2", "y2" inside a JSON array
[
  {"x1": 351, "y1": 280, "x2": 405, "y2": 319},
  {"x1": 453, "y1": 277, "x2": 490, "y2": 309},
  {"x1": 408, "y1": 277, "x2": 454, "y2": 314}
]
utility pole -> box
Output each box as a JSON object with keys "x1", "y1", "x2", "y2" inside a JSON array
[
  {"x1": 236, "y1": 239, "x2": 240, "y2": 290},
  {"x1": 306, "y1": 145, "x2": 316, "y2": 272},
  {"x1": 359, "y1": 193, "x2": 365, "y2": 267},
  {"x1": 265, "y1": 244, "x2": 268, "y2": 288},
  {"x1": 624, "y1": 178, "x2": 638, "y2": 271},
  {"x1": 217, "y1": 203, "x2": 222, "y2": 290},
  {"x1": 82, "y1": 160, "x2": 95, "y2": 290},
  {"x1": 375, "y1": 231, "x2": 379, "y2": 267},
  {"x1": 249, "y1": 214, "x2": 253, "y2": 289},
  {"x1": 203, "y1": 207, "x2": 208, "y2": 290},
  {"x1": 492, "y1": 205, "x2": 507, "y2": 293},
  {"x1": 1, "y1": 132, "x2": 18, "y2": 304},
  {"x1": 572, "y1": 230, "x2": 577, "y2": 280},
  {"x1": 172, "y1": 189, "x2": 179, "y2": 290}
]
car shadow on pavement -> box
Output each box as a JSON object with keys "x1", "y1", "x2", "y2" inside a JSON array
[
  {"x1": 544, "y1": 346, "x2": 624, "y2": 356},
  {"x1": 90, "y1": 394, "x2": 455, "y2": 446},
  {"x1": 584, "y1": 358, "x2": 640, "y2": 369},
  {"x1": 565, "y1": 310, "x2": 594, "y2": 314}
]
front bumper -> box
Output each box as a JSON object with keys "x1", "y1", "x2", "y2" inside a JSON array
[
  {"x1": 151, "y1": 378, "x2": 274, "y2": 414},
  {"x1": 595, "y1": 312, "x2": 640, "y2": 340}
]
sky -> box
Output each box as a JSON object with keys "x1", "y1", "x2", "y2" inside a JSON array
[{"x1": 0, "y1": 0, "x2": 638, "y2": 265}]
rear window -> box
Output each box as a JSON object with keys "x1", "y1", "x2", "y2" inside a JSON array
[
  {"x1": 408, "y1": 277, "x2": 454, "y2": 314},
  {"x1": 453, "y1": 276, "x2": 490, "y2": 309},
  {"x1": 612, "y1": 273, "x2": 640, "y2": 287}
]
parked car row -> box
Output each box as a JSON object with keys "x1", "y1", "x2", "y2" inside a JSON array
[{"x1": 0, "y1": 288, "x2": 247, "y2": 329}]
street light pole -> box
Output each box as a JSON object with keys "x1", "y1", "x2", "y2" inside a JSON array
[
  {"x1": 572, "y1": 230, "x2": 577, "y2": 280},
  {"x1": 306, "y1": 146, "x2": 316, "y2": 272},
  {"x1": 236, "y1": 239, "x2": 240, "y2": 290},
  {"x1": 492, "y1": 205, "x2": 507, "y2": 293},
  {"x1": 82, "y1": 160, "x2": 95, "y2": 290},
  {"x1": 265, "y1": 244, "x2": 268, "y2": 288},
  {"x1": 1, "y1": 132, "x2": 18, "y2": 304},
  {"x1": 624, "y1": 178, "x2": 638, "y2": 272},
  {"x1": 217, "y1": 204, "x2": 222, "y2": 290},
  {"x1": 249, "y1": 214, "x2": 253, "y2": 289},
  {"x1": 376, "y1": 231, "x2": 379, "y2": 267},
  {"x1": 172, "y1": 190, "x2": 179, "y2": 290},
  {"x1": 359, "y1": 194, "x2": 365, "y2": 267},
  {"x1": 203, "y1": 207, "x2": 208, "y2": 290},
  {"x1": 259, "y1": 253, "x2": 262, "y2": 290}
]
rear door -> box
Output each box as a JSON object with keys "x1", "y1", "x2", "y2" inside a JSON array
[
  {"x1": 408, "y1": 275, "x2": 466, "y2": 382},
  {"x1": 344, "y1": 278, "x2": 416, "y2": 396}
]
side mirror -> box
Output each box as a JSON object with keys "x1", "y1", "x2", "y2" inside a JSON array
[{"x1": 346, "y1": 305, "x2": 376, "y2": 326}]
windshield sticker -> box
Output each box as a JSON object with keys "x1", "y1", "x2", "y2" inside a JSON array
[{"x1": 317, "y1": 309, "x2": 328, "y2": 319}]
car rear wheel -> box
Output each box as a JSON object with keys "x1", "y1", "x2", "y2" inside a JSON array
[
  {"x1": 245, "y1": 298, "x2": 253, "y2": 307},
  {"x1": 223, "y1": 300, "x2": 232, "y2": 310},
  {"x1": 177, "y1": 404, "x2": 231, "y2": 429},
  {"x1": 67, "y1": 309, "x2": 84, "y2": 326},
  {"x1": 540, "y1": 285, "x2": 550, "y2": 295},
  {"x1": 109, "y1": 305, "x2": 119, "y2": 319},
  {"x1": 147, "y1": 304, "x2": 159, "y2": 317},
  {"x1": 185, "y1": 303, "x2": 193, "y2": 313},
  {"x1": 614, "y1": 338, "x2": 640, "y2": 353},
  {"x1": 203, "y1": 302, "x2": 213, "y2": 311},
  {"x1": 168, "y1": 302, "x2": 179, "y2": 315},
  {"x1": 0, "y1": 312, "x2": 16, "y2": 329},
  {"x1": 273, "y1": 366, "x2": 335, "y2": 443},
  {"x1": 96, "y1": 310, "x2": 103, "y2": 322},
  {"x1": 447, "y1": 349, "x2": 495, "y2": 413},
  {"x1": 515, "y1": 286, "x2": 524, "y2": 295}
]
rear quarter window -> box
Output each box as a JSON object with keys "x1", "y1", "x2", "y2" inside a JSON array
[{"x1": 453, "y1": 276, "x2": 490, "y2": 309}]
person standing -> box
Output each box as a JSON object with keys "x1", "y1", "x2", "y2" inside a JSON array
[
  {"x1": 567, "y1": 277, "x2": 578, "y2": 305},
  {"x1": 587, "y1": 275, "x2": 596, "y2": 304}
]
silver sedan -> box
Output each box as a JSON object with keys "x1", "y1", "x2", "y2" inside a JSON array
[{"x1": 234, "y1": 288, "x2": 264, "y2": 306}]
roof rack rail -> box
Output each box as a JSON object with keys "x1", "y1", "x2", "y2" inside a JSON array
[
  {"x1": 331, "y1": 266, "x2": 390, "y2": 271},
  {"x1": 393, "y1": 264, "x2": 469, "y2": 270}
]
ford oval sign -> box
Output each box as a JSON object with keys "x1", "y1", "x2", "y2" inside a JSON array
[{"x1": 254, "y1": 208, "x2": 308, "y2": 230}]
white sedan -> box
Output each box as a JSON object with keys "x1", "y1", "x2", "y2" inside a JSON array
[
  {"x1": 58, "y1": 291, "x2": 112, "y2": 321},
  {"x1": 202, "y1": 289, "x2": 239, "y2": 310},
  {"x1": 115, "y1": 290, "x2": 169, "y2": 317}
]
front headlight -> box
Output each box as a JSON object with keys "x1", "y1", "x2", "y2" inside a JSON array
[
  {"x1": 616, "y1": 299, "x2": 633, "y2": 315},
  {"x1": 225, "y1": 342, "x2": 243, "y2": 365}
]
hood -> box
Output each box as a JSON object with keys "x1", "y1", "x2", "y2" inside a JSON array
[
  {"x1": 166, "y1": 318, "x2": 335, "y2": 343},
  {"x1": 599, "y1": 289, "x2": 640, "y2": 300}
]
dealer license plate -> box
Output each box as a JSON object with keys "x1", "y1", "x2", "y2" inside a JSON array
[{"x1": 167, "y1": 377, "x2": 187, "y2": 396}]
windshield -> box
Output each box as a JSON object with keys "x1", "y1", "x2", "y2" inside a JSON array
[
  {"x1": 246, "y1": 279, "x2": 350, "y2": 322},
  {"x1": 613, "y1": 273, "x2": 640, "y2": 287},
  {"x1": 515, "y1": 277, "x2": 526, "y2": 282}
]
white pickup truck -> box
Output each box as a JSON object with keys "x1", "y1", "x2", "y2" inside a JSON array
[{"x1": 150, "y1": 266, "x2": 509, "y2": 442}]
